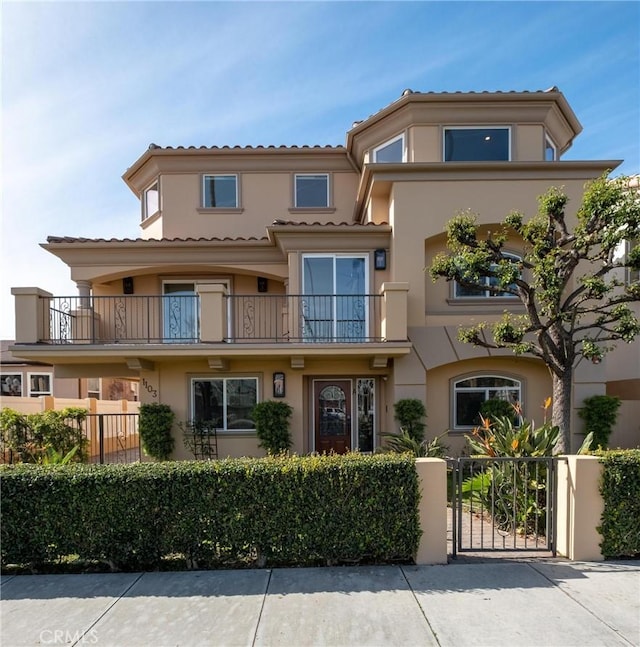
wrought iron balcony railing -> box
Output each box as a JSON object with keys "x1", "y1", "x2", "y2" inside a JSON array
[{"x1": 39, "y1": 294, "x2": 386, "y2": 345}]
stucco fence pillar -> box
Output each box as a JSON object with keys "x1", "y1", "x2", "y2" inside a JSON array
[
  {"x1": 555, "y1": 455, "x2": 605, "y2": 561},
  {"x1": 414, "y1": 458, "x2": 448, "y2": 565}
]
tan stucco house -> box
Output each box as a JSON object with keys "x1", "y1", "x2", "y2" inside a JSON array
[{"x1": 10, "y1": 88, "x2": 639, "y2": 456}]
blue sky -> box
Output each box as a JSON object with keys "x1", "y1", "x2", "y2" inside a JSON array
[{"x1": 2, "y1": 0, "x2": 639, "y2": 338}]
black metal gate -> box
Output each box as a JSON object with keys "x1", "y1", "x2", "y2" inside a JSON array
[
  {"x1": 83, "y1": 413, "x2": 141, "y2": 464},
  {"x1": 448, "y1": 456, "x2": 557, "y2": 558}
]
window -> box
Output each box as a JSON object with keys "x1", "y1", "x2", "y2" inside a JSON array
[
  {"x1": 625, "y1": 239, "x2": 639, "y2": 285},
  {"x1": 356, "y1": 378, "x2": 375, "y2": 452},
  {"x1": 203, "y1": 175, "x2": 238, "y2": 208},
  {"x1": 453, "y1": 375, "x2": 521, "y2": 428},
  {"x1": 28, "y1": 373, "x2": 52, "y2": 397},
  {"x1": 191, "y1": 377, "x2": 258, "y2": 431},
  {"x1": 143, "y1": 181, "x2": 159, "y2": 220},
  {"x1": 302, "y1": 254, "x2": 368, "y2": 341},
  {"x1": 1, "y1": 374, "x2": 22, "y2": 396},
  {"x1": 545, "y1": 135, "x2": 557, "y2": 161},
  {"x1": 373, "y1": 134, "x2": 405, "y2": 163},
  {"x1": 454, "y1": 253, "x2": 521, "y2": 298},
  {"x1": 87, "y1": 377, "x2": 101, "y2": 399},
  {"x1": 295, "y1": 174, "x2": 329, "y2": 208},
  {"x1": 444, "y1": 127, "x2": 510, "y2": 162}
]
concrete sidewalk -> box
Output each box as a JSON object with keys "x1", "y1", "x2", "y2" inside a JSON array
[{"x1": 1, "y1": 560, "x2": 638, "y2": 647}]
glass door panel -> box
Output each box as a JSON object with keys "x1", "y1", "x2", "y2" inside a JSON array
[{"x1": 163, "y1": 283, "x2": 198, "y2": 342}]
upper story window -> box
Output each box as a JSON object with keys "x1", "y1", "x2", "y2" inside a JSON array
[
  {"x1": 142, "y1": 180, "x2": 159, "y2": 220},
  {"x1": 302, "y1": 254, "x2": 368, "y2": 341},
  {"x1": 203, "y1": 174, "x2": 238, "y2": 208},
  {"x1": 545, "y1": 135, "x2": 557, "y2": 161},
  {"x1": 444, "y1": 127, "x2": 510, "y2": 162},
  {"x1": 454, "y1": 253, "x2": 521, "y2": 298},
  {"x1": 372, "y1": 134, "x2": 405, "y2": 163},
  {"x1": 453, "y1": 375, "x2": 521, "y2": 429},
  {"x1": 295, "y1": 174, "x2": 329, "y2": 208},
  {"x1": 28, "y1": 373, "x2": 52, "y2": 397}
]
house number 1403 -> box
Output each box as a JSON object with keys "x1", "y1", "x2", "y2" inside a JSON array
[{"x1": 142, "y1": 377, "x2": 158, "y2": 399}]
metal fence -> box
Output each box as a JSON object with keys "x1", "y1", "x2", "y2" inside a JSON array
[
  {"x1": 448, "y1": 456, "x2": 556, "y2": 557},
  {"x1": 226, "y1": 294, "x2": 383, "y2": 342},
  {"x1": 83, "y1": 413, "x2": 141, "y2": 464},
  {"x1": 41, "y1": 294, "x2": 384, "y2": 344}
]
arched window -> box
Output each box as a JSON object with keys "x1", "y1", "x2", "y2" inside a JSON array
[
  {"x1": 454, "y1": 253, "x2": 521, "y2": 298},
  {"x1": 453, "y1": 375, "x2": 521, "y2": 429}
]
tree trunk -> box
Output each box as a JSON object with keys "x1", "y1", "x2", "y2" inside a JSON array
[{"x1": 551, "y1": 370, "x2": 573, "y2": 453}]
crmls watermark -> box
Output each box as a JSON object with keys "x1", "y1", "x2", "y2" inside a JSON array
[{"x1": 39, "y1": 629, "x2": 99, "y2": 644}]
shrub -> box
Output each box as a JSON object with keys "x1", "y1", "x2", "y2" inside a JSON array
[
  {"x1": 0, "y1": 453, "x2": 420, "y2": 571},
  {"x1": 464, "y1": 404, "x2": 559, "y2": 536},
  {"x1": 597, "y1": 449, "x2": 640, "y2": 559},
  {"x1": 0, "y1": 407, "x2": 88, "y2": 463},
  {"x1": 578, "y1": 395, "x2": 621, "y2": 450},
  {"x1": 479, "y1": 398, "x2": 519, "y2": 425},
  {"x1": 251, "y1": 400, "x2": 293, "y2": 454},
  {"x1": 381, "y1": 430, "x2": 448, "y2": 458},
  {"x1": 139, "y1": 403, "x2": 175, "y2": 461},
  {"x1": 393, "y1": 398, "x2": 426, "y2": 442}
]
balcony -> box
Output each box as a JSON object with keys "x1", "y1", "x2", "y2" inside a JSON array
[{"x1": 12, "y1": 284, "x2": 409, "y2": 352}]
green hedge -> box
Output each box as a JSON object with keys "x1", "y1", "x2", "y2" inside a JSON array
[
  {"x1": 0, "y1": 453, "x2": 420, "y2": 571},
  {"x1": 598, "y1": 449, "x2": 640, "y2": 559}
]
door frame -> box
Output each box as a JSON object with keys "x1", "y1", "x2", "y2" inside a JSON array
[{"x1": 312, "y1": 378, "x2": 353, "y2": 453}]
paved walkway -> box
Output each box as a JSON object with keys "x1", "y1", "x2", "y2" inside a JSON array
[{"x1": 2, "y1": 560, "x2": 639, "y2": 646}]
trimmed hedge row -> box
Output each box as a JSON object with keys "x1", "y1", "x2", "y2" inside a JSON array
[
  {"x1": 598, "y1": 449, "x2": 640, "y2": 559},
  {"x1": 0, "y1": 453, "x2": 420, "y2": 571}
]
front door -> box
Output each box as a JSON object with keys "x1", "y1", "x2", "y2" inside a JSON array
[{"x1": 314, "y1": 379, "x2": 351, "y2": 454}]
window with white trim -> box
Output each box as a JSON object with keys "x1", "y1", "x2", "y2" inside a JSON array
[
  {"x1": 453, "y1": 375, "x2": 521, "y2": 429},
  {"x1": 295, "y1": 174, "x2": 329, "y2": 208},
  {"x1": 373, "y1": 134, "x2": 405, "y2": 163},
  {"x1": 545, "y1": 135, "x2": 557, "y2": 161},
  {"x1": 1, "y1": 373, "x2": 22, "y2": 397},
  {"x1": 444, "y1": 127, "x2": 510, "y2": 162},
  {"x1": 28, "y1": 373, "x2": 52, "y2": 397},
  {"x1": 191, "y1": 377, "x2": 258, "y2": 431},
  {"x1": 454, "y1": 253, "x2": 521, "y2": 298},
  {"x1": 142, "y1": 180, "x2": 159, "y2": 220},
  {"x1": 87, "y1": 377, "x2": 101, "y2": 399},
  {"x1": 203, "y1": 175, "x2": 238, "y2": 208}
]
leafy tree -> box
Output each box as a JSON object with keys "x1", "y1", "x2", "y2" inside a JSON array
[{"x1": 430, "y1": 173, "x2": 640, "y2": 452}]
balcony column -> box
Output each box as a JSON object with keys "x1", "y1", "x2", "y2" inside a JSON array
[
  {"x1": 380, "y1": 282, "x2": 409, "y2": 341},
  {"x1": 76, "y1": 280, "x2": 92, "y2": 307},
  {"x1": 72, "y1": 280, "x2": 98, "y2": 343},
  {"x1": 11, "y1": 287, "x2": 53, "y2": 343},
  {"x1": 198, "y1": 284, "x2": 227, "y2": 342}
]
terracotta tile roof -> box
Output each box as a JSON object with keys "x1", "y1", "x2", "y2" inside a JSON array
[
  {"x1": 45, "y1": 222, "x2": 387, "y2": 245},
  {"x1": 46, "y1": 235, "x2": 270, "y2": 244},
  {"x1": 146, "y1": 144, "x2": 345, "y2": 152},
  {"x1": 351, "y1": 87, "x2": 562, "y2": 129}
]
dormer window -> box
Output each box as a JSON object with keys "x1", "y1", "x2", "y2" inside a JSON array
[
  {"x1": 142, "y1": 180, "x2": 159, "y2": 221},
  {"x1": 545, "y1": 135, "x2": 557, "y2": 161},
  {"x1": 444, "y1": 127, "x2": 510, "y2": 162},
  {"x1": 372, "y1": 134, "x2": 405, "y2": 163}
]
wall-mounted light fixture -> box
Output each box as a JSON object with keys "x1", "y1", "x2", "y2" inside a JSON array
[
  {"x1": 273, "y1": 372, "x2": 285, "y2": 398},
  {"x1": 123, "y1": 277, "x2": 134, "y2": 294},
  {"x1": 257, "y1": 277, "x2": 268, "y2": 293},
  {"x1": 374, "y1": 249, "x2": 387, "y2": 270}
]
